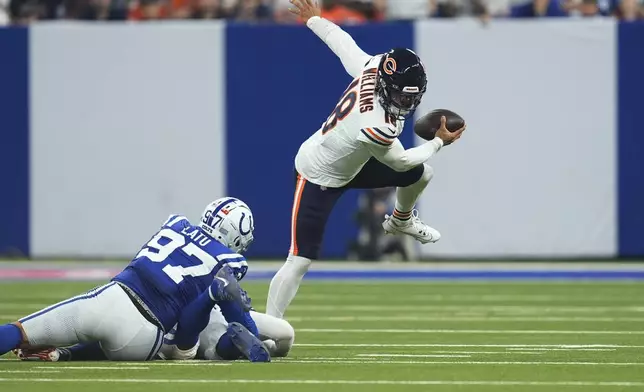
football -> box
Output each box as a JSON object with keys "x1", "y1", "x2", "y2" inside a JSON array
[{"x1": 414, "y1": 109, "x2": 465, "y2": 143}]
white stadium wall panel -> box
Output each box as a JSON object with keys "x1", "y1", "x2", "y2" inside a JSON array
[
  {"x1": 29, "y1": 23, "x2": 227, "y2": 258},
  {"x1": 414, "y1": 19, "x2": 617, "y2": 258}
]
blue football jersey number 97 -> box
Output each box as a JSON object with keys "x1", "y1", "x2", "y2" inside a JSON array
[{"x1": 135, "y1": 228, "x2": 219, "y2": 284}]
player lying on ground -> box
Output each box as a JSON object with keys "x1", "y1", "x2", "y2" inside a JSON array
[
  {"x1": 0, "y1": 197, "x2": 270, "y2": 362},
  {"x1": 266, "y1": 0, "x2": 466, "y2": 319},
  {"x1": 17, "y1": 306, "x2": 294, "y2": 361}
]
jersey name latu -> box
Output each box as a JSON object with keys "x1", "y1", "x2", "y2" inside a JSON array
[{"x1": 112, "y1": 215, "x2": 247, "y2": 332}]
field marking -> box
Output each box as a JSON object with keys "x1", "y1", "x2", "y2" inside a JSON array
[
  {"x1": 0, "y1": 370, "x2": 61, "y2": 374},
  {"x1": 428, "y1": 351, "x2": 545, "y2": 355},
  {"x1": 295, "y1": 294, "x2": 644, "y2": 302},
  {"x1": 506, "y1": 348, "x2": 617, "y2": 352},
  {"x1": 357, "y1": 354, "x2": 472, "y2": 358},
  {"x1": 298, "y1": 328, "x2": 644, "y2": 335},
  {"x1": 117, "y1": 362, "x2": 231, "y2": 367},
  {"x1": 0, "y1": 378, "x2": 643, "y2": 387},
  {"x1": 354, "y1": 354, "x2": 539, "y2": 358},
  {"x1": 287, "y1": 315, "x2": 644, "y2": 322},
  {"x1": 33, "y1": 366, "x2": 149, "y2": 370},
  {"x1": 295, "y1": 343, "x2": 644, "y2": 348},
  {"x1": 287, "y1": 305, "x2": 644, "y2": 313},
  {"x1": 280, "y1": 359, "x2": 644, "y2": 366}
]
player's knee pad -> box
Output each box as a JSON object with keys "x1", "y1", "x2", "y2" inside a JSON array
[
  {"x1": 420, "y1": 164, "x2": 434, "y2": 184},
  {"x1": 273, "y1": 321, "x2": 295, "y2": 357},
  {"x1": 289, "y1": 255, "x2": 312, "y2": 274}
]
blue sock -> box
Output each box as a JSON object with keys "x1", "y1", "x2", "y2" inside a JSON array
[
  {"x1": 0, "y1": 324, "x2": 22, "y2": 355},
  {"x1": 59, "y1": 342, "x2": 107, "y2": 361},
  {"x1": 215, "y1": 333, "x2": 241, "y2": 360},
  {"x1": 174, "y1": 290, "x2": 215, "y2": 350},
  {"x1": 219, "y1": 301, "x2": 258, "y2": 336}
]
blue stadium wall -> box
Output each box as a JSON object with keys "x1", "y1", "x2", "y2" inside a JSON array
[{"x1": 0, "y1": 20, "x2": 642, "y2": 259}]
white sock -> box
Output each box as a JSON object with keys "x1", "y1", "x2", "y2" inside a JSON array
[
  {"x1": 393, "y1": 164, "x2": 434, "y2": 222},
  {"x1": 266, "y1": 254, "x2": 312, "y2": 319}
]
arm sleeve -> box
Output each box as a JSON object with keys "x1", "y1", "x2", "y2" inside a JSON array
[
  {"x1": 306, "y1": 16, "x2": 372, "y2": 79},
  {"x1": 364, "y1": 137, "x2": 444, "y2": 172}
]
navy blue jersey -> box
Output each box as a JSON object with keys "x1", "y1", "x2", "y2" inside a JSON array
[{"x1": 112, "y1": 215, "x2": 248, "y2": 332}]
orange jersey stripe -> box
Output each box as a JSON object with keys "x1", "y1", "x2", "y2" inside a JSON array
[
  {"x1": 289, "y1": 175, "x2": 307, "y2": 255},
  {"x1": 366, "y1": 128, "x2": 393, "y2": 145}
]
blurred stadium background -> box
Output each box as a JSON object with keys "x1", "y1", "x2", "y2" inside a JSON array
[
  {"x1": 1, "y1": 0, "x2": 643, "y2": 262},
  {"x1": 1, "y1": 4, "x2": 644, "y2": 389}
]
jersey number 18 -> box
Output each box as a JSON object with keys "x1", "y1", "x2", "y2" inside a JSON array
[{"x1": 322, "y1": 78, "x2": 360, "y2": 134}]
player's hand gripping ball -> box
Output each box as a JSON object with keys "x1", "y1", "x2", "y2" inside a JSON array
[{"x1": 414, "y1": 109, "x2": 466, "y2": 146}]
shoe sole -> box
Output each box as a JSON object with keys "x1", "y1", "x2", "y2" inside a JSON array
[{"x1": 228, "y1": 323, "x2": 271, "y2": 363}]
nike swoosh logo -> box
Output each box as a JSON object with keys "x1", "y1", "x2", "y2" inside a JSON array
[{"x1": 215, "y1": 277, "x2": 229, "y2": 287}]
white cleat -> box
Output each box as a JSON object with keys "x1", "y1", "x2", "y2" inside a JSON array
[{"x1": 382, "y1": 210, "x2": 441, "y2": 244}]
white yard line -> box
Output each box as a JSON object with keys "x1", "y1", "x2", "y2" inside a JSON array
[
  {"x1": 506, "y1": 348, "x2": 617, "y2": 352},
  {"x1": 356, "y1": 354, "x2": 472, "y2": 358},
  {"x1": 286, "y1": 305, "x2": 644, "y2": 313},
  {"x1": 297, "y1": 328, "x2": 644, "y2": 335},
  {"x1": 427, "y1": 351, "x2": 545, "y2": 355},
  {"x1": 0, "y1": 370, "x2": 61, "y2": 374},
  {"x1": 286, "y1": 315, "x2": 644, "y2": 322},
  {"x1": 294, "y1": 294, "x2": 644, "y2": 302},
  {"x1": 278, "y1": 359, "x2": 644, "y2": 366},
  {"x1": 0, "y1": 378, "x2": 642, "y2": 387},
  {"x1": 295, "y1": 343, "x2": 644, "y2": 348},
  {"x1": 32, "y1": 367, "x2": 149, "y2": 370}
]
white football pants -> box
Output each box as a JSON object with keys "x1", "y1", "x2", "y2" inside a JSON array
[{"x1": 20, "y1": 282, "x2": 164, "y2": 361}]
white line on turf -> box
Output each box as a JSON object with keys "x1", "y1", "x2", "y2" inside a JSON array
[
  {"x1": 277, "y1": 360, "x2": 644, "y2": 366},
  {"x1": 286, "y1": 305, "x2": 644, "y2": 313},
  {"x1": 0, "y1": 370, "x2": 61, "y2": 374},
  {"x1": 295, "y1": 343, "x2": 644, "y2": 348},
  {"x1": 506, "y1": 348, "x2": 617, "y2": 352},
  {"x1": 298, "y1": 328, "x2": 644, "y2": 335},
  {"x1": 33, "y1": 367, "x2": 149, "y2": 370},
  {"x1": 0, "y1": 378, "x2": 642, "y2": 387},
  {"x1": 116, "y1": 362, "x2": 231, "y2": 367},
  {"x1": 295, "y1": 294, "x2": 644, "y2": 302},
  {"x1": 419, "y1": 351, "x2": 544, "y2": 355},
  {"x1": 286, "y1": 316, "x2": 644, "y2": 322},
  {"x1": 357, "y1": 354, "x2": 473, "y2": 358}
]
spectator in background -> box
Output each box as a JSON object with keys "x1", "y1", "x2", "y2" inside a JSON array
[
  {"x1": 321, "y1": 0, "x2": 368, "y2": 23},
  {"x1": 510, "y1": 0, "x2": 569, "y2": 16},
  {"x1": 379, "y1": 0, "x2": 433, "y2": 19},
  {"x1": 9, "y1": 0, "x2": 46, "y2": 23},
  {"x1": 615, "y1": 0, "x2": 643, "y2": 20},
  {"x1": 190, "y1": 0, "x2": 227, "y2": 19},
  {"x1": 76, "y1": 0, "x2": 129, "y2": 20},
  {"x1": 230, "y1": 0, "x2": 272, "y2": 21},
  {"x1": 129, "y1": 0, "x2": 169, "y2": 20},
  {"x1": 1, "y1": 0, "x2": 10, "y2": 24}
]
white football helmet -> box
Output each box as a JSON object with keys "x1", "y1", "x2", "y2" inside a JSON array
[{"x1": 199, "y1": 197, "x2": 254, "y2": 253}]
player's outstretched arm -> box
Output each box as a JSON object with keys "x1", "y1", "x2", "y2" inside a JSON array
[
  {"x1": 367, "y1": 137, "x2": 443, "y2": 172},
  {"x1": 290, "y1": 0, "x2": 372, "y2": 78},
  {"x1": 362, "y1": 117, "x2": 466, "y2": 172}
]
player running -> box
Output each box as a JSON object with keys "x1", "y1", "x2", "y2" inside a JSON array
[
  {"x1": 266, "y1": 0, "x2": 466, "y2": 319},
  {"x1": 0, "y1": 197, "x2": 270, "y2": 362}
]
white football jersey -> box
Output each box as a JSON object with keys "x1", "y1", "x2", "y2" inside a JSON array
[{"x1": 295, "y1": 55, "x2": 405, "y2": 188}]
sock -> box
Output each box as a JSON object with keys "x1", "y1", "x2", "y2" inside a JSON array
[
  {"x1": 0, "y1": 324, "x2": 22, "y2": 355},
  {"x1": 219, "y1": 301, "x2": 258, "y2": 336},
  {"x1": 174, "y1": 290, "x2": 216, "y2": 350},
  {"x1": 215, "y1": 332, "x2": 240, "y2": 360},
  {"x1": 266, "y1": 254, "x2": 312, "y2": 319},
  {"x1": 393, "y1": 164, "x2": 434, "y2": 222},
  {"x1": 62, "y1": 342, "x2": 107, "y2": 361}
]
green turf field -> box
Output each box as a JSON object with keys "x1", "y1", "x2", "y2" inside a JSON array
[{"x1": 1, "y1": 280, "x2": 643, "y2": 391}]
